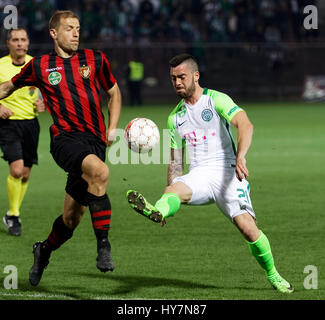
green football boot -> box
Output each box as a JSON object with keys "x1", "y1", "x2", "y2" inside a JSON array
[
  {"x1": 267, "y1": 271, "x2": 294, "y2": 294},
  {"x1": 126, "y1": 190, "x2": 165, "y2": 225}
]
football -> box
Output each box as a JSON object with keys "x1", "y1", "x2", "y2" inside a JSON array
[{"x1": 124, "y1": 118, "x2": 160, "y2": 153}]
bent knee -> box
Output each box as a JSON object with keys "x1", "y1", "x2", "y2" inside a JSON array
[
  {"x1": 10, "y1": 168, "x2": 24, "y2": 179},
  {"x1": 82, "y1": 155, "x2": 109, "y2": 185},
  {"x1": 93, "y1": 164, "x2": 109, "y2": 185},
  {"x1": 164, "y1": 182, "x2": 192, "y2": 203},
  {"x1": 9, "y1": 161, "x2": 29, "y2": 179},
  {"x1": 63, "y1": 215, "x2": 80, "y2": 229},
  {"x1": 63, "y1": 209, "x2": 86, "y2": 229}
]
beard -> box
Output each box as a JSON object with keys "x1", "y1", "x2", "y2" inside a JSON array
[
  {"x1": 176, "y1": 78, "x2": 196, "y2": 99},
  {"x1": 58, "y1": 40, "x2": 79, "y2": 55}
]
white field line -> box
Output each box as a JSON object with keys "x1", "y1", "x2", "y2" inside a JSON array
[{"x1": 0, "y1": 291, "x2": 75, "y2": 300}]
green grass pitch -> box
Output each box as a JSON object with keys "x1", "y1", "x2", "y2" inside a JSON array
[{"x1": 0, "y1": 102, "x2": 324, "y2": 300}]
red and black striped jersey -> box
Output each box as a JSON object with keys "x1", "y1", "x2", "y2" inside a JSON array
[{"x1": 11, "y1": 49, "x2": 116, "y2": 144}]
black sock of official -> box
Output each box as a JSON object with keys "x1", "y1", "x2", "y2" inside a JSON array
[
  {"x1": 44, "y1": 215, "x2": 74, "y2": 252},
  {"x1": 87, "y1": 193, "x2": 112, "y2": 249}
]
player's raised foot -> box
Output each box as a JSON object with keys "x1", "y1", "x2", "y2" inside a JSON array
[
  {"x1": 3, "y1": 212, "x2": 21, "y2": 236},
  {"x1": 267, "y1": 271, "x2": 294, "y2": 294},
  {"x1": 29, "y1": 241, "x2": 51, "y2": 286},
  {"x1": 126, "y1": 190, "x2": 165, "y2": 225},
  {"x1": 96, "y1": 239, "x2": 114, "y2": 272}
]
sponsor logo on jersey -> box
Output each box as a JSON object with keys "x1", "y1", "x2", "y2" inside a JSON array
[
  {"x1": 79, "y1": 65, "x2": 91, "y2": 79},
  {"x1": 48, "y1": 71, "x2": 62, "y2": 85},
  {"x1": 201, "y1": 108, "x2": 213, "y2": 122},
  {"x1": 45, "y1": 67, "x2": 63, "y2": 72},
  {"x1": 228, "y1": 106, "x2": 239, "y2": 116},
  {"x1": 178, "y1": 120, "x2": 187, "y2": 127}
]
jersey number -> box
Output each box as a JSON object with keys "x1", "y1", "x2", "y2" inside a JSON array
[{"x1": 237, "y1": 188, "x2": 250, "y2": 204}]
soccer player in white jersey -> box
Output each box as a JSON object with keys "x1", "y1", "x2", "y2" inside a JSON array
[{"x1": 127, "y1": 53, "x2": 293, "y2": 293}]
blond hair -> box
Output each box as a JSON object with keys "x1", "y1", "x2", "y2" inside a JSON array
[{"x1": 49, "y1": 10, "x2": 79, "y2": 30}]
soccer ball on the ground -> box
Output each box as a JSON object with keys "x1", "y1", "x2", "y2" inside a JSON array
[{"x1": 124, "y1": 118, "x2": 160, "y2": 153}]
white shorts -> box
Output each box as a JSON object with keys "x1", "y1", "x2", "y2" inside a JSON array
[{"x1": 172, "y1": 166, "x2": 255, "y2": 221}]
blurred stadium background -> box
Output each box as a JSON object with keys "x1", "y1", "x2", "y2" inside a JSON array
[{"x1": 0, "y1": 0, "x2": 324, "y2": 103}]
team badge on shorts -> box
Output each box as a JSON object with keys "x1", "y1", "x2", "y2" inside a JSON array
[
  {"x1": 48, "y1": 71, "x2": 62, "y2": 85},
  {"x1": 79, "y1": 65, "x2": 91, "y2": 79},
  {"x1": 201, "y1": 108, "x2": 213, "y2": 122}
]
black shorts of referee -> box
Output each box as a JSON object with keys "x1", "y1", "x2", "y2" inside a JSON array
[
  {"x1": 0, "y1": 118, "x2": 40, "y2": 167},
  {"x1": 50, "y1": 131, "x2": 106, "y2": 206}
]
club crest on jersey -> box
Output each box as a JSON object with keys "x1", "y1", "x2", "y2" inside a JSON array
[
  {"x1": 201, "y1": 108, "x2": 213, "y2": 122},
  {"x1": 28, "y1": 86, "x2": 36, "y2": 96},
  {"x1": 48, "y1": 71, "x2": 62, "y2": 86},
  {"x1": 79, "y1": 65, "x2": 91, "y2": 79},
  {"x1": 177, "y1": 105, "x2": 186, "y2": 117}
]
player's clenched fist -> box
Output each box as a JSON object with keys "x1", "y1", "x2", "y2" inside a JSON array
[{"x1": 34, "y1": 98, "x2": 45, "y2": 113}]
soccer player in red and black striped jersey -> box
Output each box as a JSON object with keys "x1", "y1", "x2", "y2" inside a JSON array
[{"x1": 0, "y1": 10, "x2": 122, "y2": 286}]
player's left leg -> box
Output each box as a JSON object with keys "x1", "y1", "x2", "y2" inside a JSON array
[
  {"x1": 234, "y1": 212, "x2": 293, "y2": 293},
  {"x1": 214, "y1": 165, "x2": 293, "y2": 293},
  {"x1": 50, "y1": 133, "x2": 114, "y2": 273},
  {"x1": 3, "y1": 160, "x2": 28, "y2": 236},
  {"x1": 7, "y1": 160, "x2": 24, "y2": 216},
  {"x1": 81, "y1": 154, "x2": 114, "y2": 272},
  {"x1": 19, "y1": 166, "x2": 32, "y2": 209}
]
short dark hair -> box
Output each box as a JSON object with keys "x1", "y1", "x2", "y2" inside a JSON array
[
  {"x1": 6, "y1": 28, "x2": 28, "y2": 41},
  {"x1": 169, "y1": 53, "x2": 198, "y2": 71},
  {"x1": 49, "y1": 10, "x2": 79, "y2": 30}
]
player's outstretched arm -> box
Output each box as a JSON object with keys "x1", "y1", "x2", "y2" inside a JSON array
[
  {"x1": 0, "y1": 80, "x2": 17, "y2": 100},
  {"x1": 106, "y1": 83, "x2": 122, "y2": 147},
  {"x1": 167, "y1": 147, "x2": 184, "y2": 185},
  {"x1": 231, "y1": 111, "x2": 254, "y2": 181}
]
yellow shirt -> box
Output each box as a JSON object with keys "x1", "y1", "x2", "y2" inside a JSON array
[
  {"x1": 0, "y1": 54, "x2": 39, "y2": 120},
  {"x1": 128, "y1": 61, "x2": 144, "y2": 81}
]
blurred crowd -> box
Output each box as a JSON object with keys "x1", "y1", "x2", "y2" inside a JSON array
[{"x1": 0, "y1": 0, "x2": 321, "y2": 44}]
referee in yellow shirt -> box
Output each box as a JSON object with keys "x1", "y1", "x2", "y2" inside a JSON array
[{"x1": 0, "y1": 28, "x2": 45, "y2": 236}]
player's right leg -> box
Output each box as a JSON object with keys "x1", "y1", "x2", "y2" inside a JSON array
[
  {"x1": 29, "y1": 193, "x2": 86, "y2": 286},
  {"x1": 0, "y1": 120, "x2": 24, "y2": 236},
  {"x1": 126, "y1": 181, "x2": 190, "y2": 225}
]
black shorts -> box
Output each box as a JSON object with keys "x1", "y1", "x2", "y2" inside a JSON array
[
  {"x1": 50, "y1": 131, "x2": 106, "y2": 206},
  {"x1": 0, "y1": 118, "x2": 40, "y2": 167}
]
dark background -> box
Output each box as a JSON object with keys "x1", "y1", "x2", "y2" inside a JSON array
[{"x1": 0, "y1": 0, "x2": 324, "y2": 103}]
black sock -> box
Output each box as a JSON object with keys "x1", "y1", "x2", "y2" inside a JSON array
[
  {"x1": 87, "y1": 193, "x2": 112, "y2": 247},
  {"x1": 44, "y1": 215, "x2": 74, "y2": 251}
]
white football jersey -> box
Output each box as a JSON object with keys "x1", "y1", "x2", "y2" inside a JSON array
[{"x1": 167, "y1": 88, "x2": 243, "y2": 169}]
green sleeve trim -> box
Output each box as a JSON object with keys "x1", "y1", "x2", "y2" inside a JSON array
[
  {"x1": 207, "y1": 89, "x2": 243, "y2": 122},
  {"x1": 167, "y1": 101, "x2": 185, "y2": 149}
]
